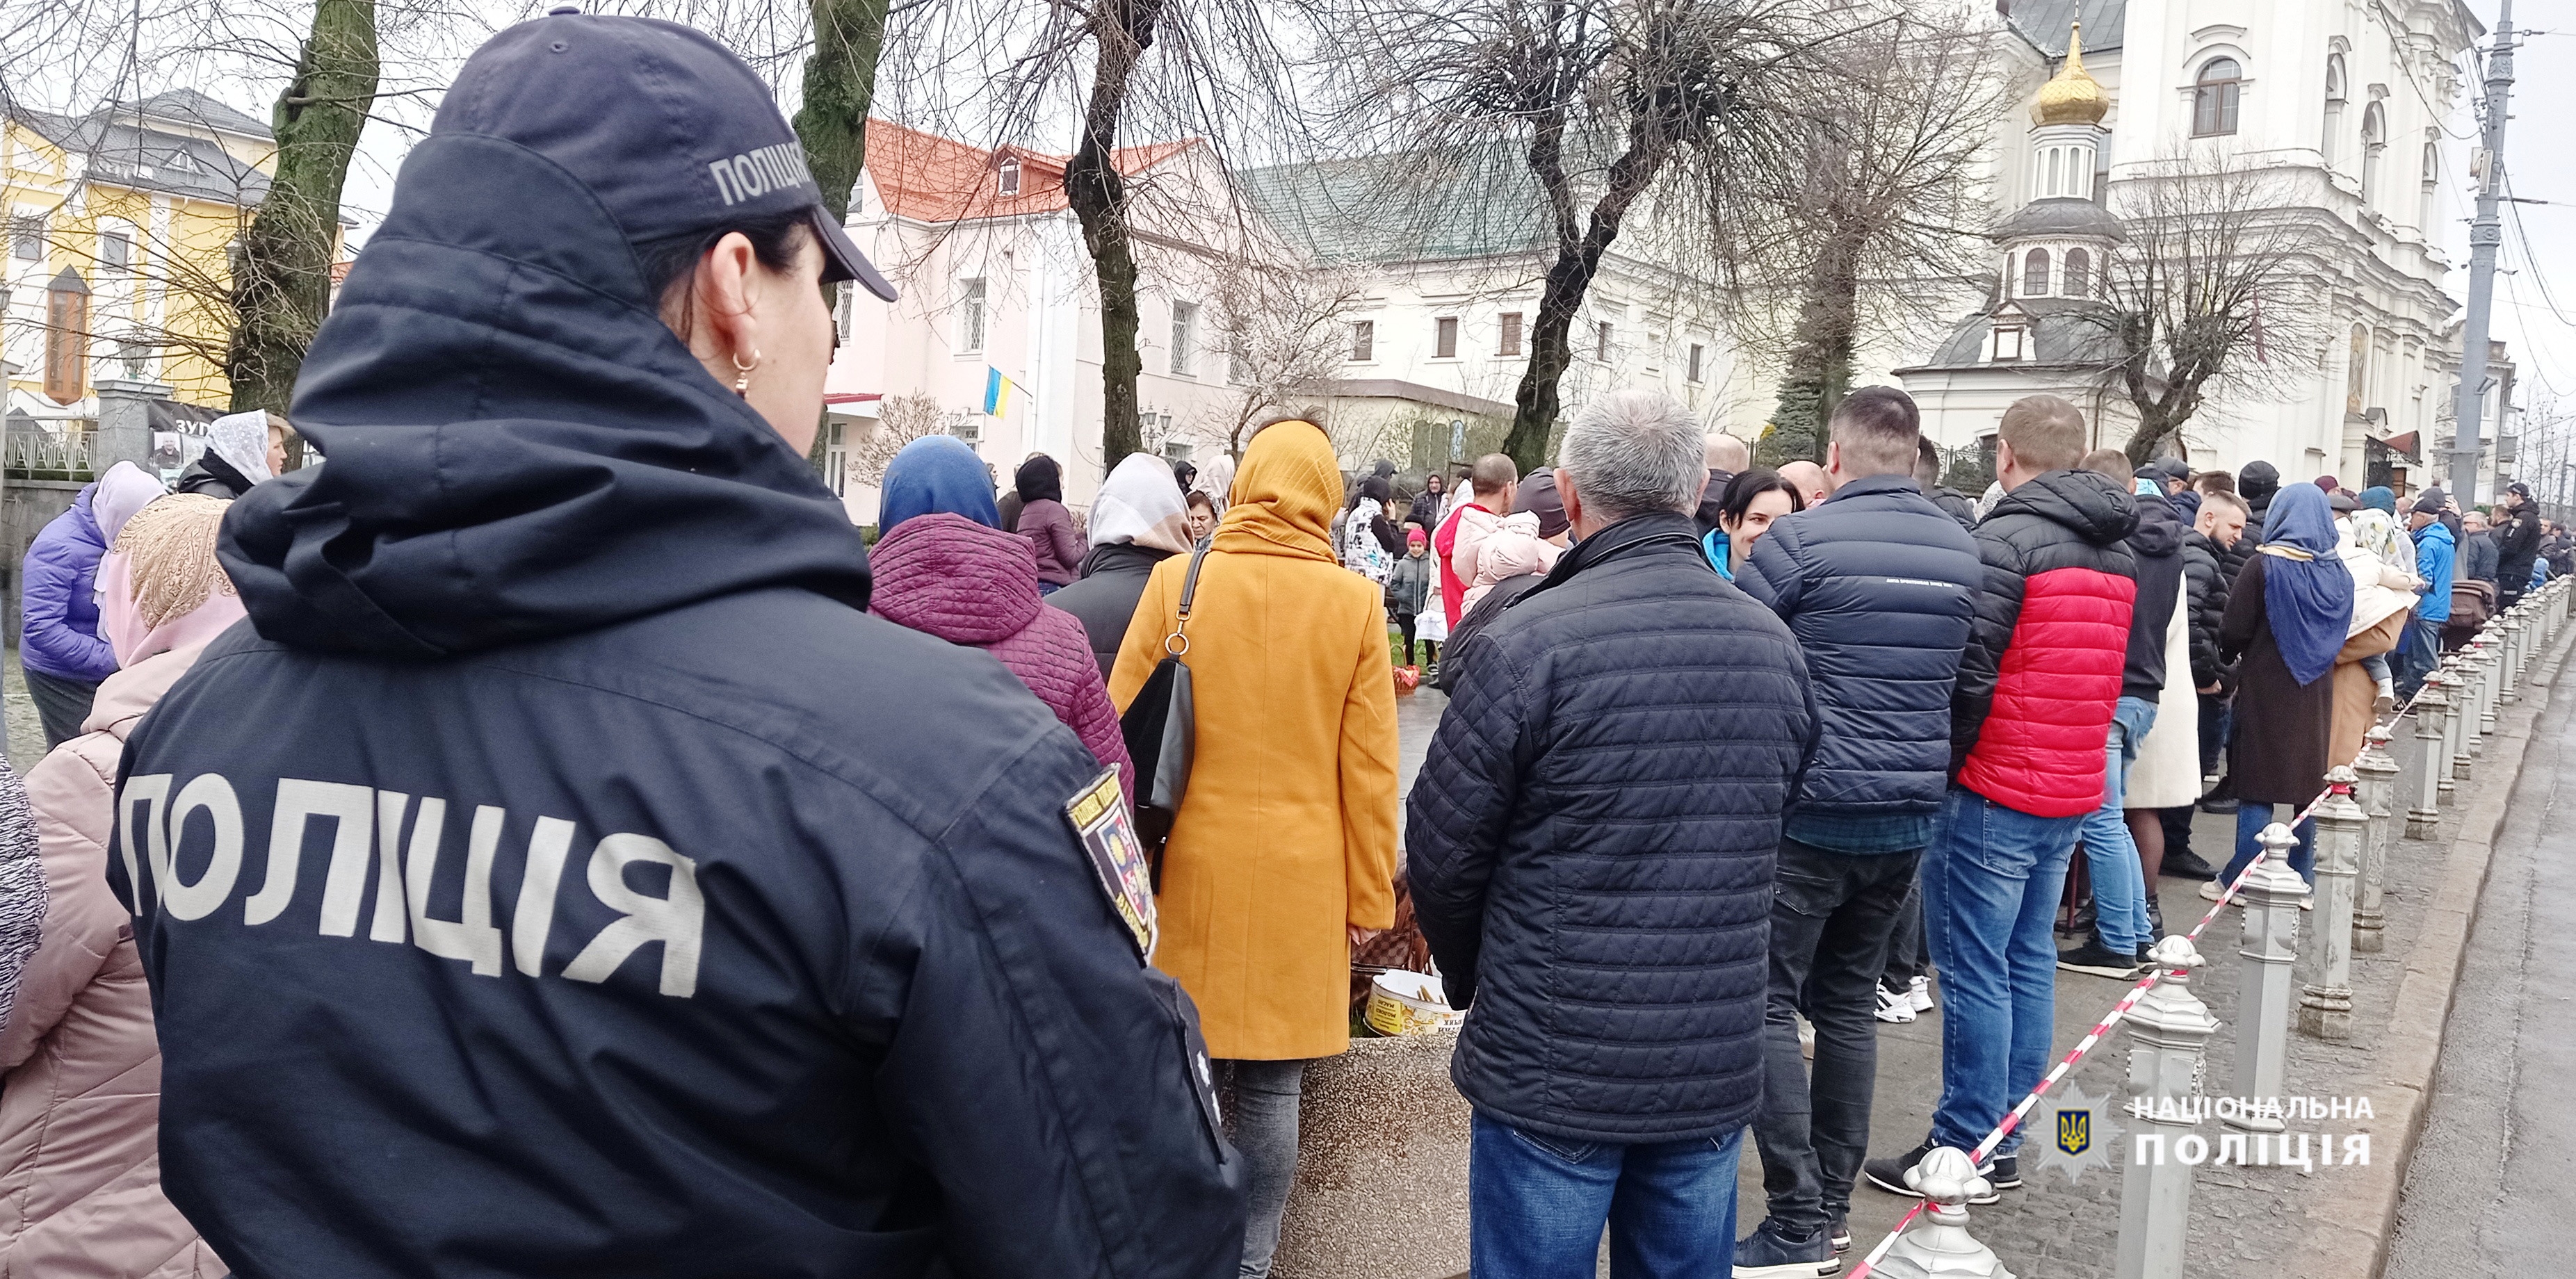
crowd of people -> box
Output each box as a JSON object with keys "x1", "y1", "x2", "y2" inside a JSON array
[{"x1": 2, "y1": 14, "x2": 2569, "y2": 1279}]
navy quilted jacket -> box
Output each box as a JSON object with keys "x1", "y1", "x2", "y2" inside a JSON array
[
  {"x1": 1405, "y1": 512, "x2": 1816, "y2": 1143},
  {"x1": 1735, "y1": 474, "x2": 1982, "y2": 848}
]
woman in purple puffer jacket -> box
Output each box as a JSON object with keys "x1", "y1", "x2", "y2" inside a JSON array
[
  {"x1": 870, "y1": 437, "x2": 1133, "y2": 797},
  {"x1": 17, "y1": 463, "x2": 166, "y2": 748}
]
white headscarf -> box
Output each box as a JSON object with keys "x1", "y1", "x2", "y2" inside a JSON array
[
  {"x1": 206, "y1": 411, "x2": 275, "y2": 487},
  {"x1": 1088, "y1": 453, "x2": 1194, "y2": 554}
]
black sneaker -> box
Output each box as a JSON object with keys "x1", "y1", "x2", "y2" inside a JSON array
[
  {"x1": 1731, "y1": 1218, "x2": 1841, "y2": 1278},
  {"x1": 2162, "y1": 849, "x2": 2219, "y2": 881},
  {"x1": 2058, "y1": 940, "x2": 2144, "y2": 979},
  {"x1": 1863, "y1": 1139, "x2": 2012, "y2": 1204},
  {"x1": 2197, "y1": 795, "x2": 2239, "y2": 815}
]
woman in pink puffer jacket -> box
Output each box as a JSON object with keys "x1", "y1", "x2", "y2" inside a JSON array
[
  {"x1": 868, "y1": 438, "x2": 1134, "y2": 797},
  {"x1": 0, "y1": 492, "x2": 243, "y2": 1277}
]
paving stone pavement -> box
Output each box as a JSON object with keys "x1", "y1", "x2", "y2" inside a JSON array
[
  {"x1": 3, "y1": 651, "x2": 47, "y2": 775},
  {"x1": 1391, "y1": 677, "x2": 2520, "y2": 1278}
]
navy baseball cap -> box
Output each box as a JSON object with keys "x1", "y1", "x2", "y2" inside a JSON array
[{"x1": 435, "y1": 8, "x2": 896, "y2": 301}]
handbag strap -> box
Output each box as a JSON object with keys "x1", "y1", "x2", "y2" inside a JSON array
[{"x1": 1165, "y1": 539, "x2": 1214, "y2": 656}]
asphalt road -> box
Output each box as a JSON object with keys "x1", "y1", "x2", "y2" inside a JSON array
[{"x1": 2385, "y1": 690, "x2": 2576, "y2": 1276}]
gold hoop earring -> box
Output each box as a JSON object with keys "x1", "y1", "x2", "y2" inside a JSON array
[{"x1": 731, "y1": 350, "x2": 760, "y2": 396}]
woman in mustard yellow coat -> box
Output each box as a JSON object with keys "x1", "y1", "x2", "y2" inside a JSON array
[{"x1": 1110, "y1": 418, "x2": 1399, "y2": 1278}]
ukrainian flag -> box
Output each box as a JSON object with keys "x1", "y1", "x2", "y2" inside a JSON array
[{"x1": 983, "y1": 367, "x2": 1014, "y2": 416}]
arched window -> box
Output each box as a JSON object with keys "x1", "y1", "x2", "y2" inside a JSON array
[
  {"x1": 2064, "y1": 247, "x2": 2092, "y2": 298},
  {"x1": 2421, "y1": 138, "x2": 2440, "y2": 229},
  {"x1": 2023, "y1": 248, "x2": 2052, "y2": 297},
  {"x1": 2323, "y1": 54, "x2": 2348, "y2": 166},
  {"x1": 2360, "y1": 101, "x2": 2387, "y2": 209},
  {"x1": 2194, "y1": 58, "x2": 2243, "y2": 137}
]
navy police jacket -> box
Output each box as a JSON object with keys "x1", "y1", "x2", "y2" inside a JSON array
[{"x1": 111, "y1": 128, "x2": 1242, "y2": 1277}]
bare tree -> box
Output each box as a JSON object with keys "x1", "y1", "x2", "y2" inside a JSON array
[
  {"x1": 1203, "y1": 259, "x2": 1368, "y2": 459},
  {"x1": 226, "y1": 0, "x2": 378, "y2": 412},
  {"x1": 848, "y1": 390, "x2": 946, "y2": 487},
  {"x1": 1333, "y1": 0, "x2": 1823, "y2": 475},
  {"x1": 2077, "y1": 148, "x2": 2347, "y2": 464},
  {"x1": 1756, "y1": 5, "x2": 2000, "y2": 463}
]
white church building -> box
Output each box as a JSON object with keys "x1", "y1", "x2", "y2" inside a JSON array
[{"x1": 1897, "y1": 0, "x2": 2480, "y2": 491}]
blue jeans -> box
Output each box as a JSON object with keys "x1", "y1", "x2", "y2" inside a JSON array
[
  {"x1": 1922, "y1": 785, "x2": 2084, "y2": 1157},
  {"x1": 2075, "y1": 696, "x2": 2156, "y2": 953},
  {"x1": 2222, "y1": 804, "x2": 2315, "y2": 886},
  {"x1": 1469, "y1": 1113, "x2": 1744, "y2": 1279},
  {"x1": 2394, "y1": 613, "x2": 2440, "y2": 694}
]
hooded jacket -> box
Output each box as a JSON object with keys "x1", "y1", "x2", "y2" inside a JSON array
[
  {"x1": 17, "y1": 487, "x2": 118, "y2": 683},
  {"x1": 1735, "y1": 473, "x2": 1982, "y2": 852},
  {"x1": 1407, "y1": 512, "x2": 1815, "y2": 1144},
  {"x1": 1952, "y1": 470, "x2": 2139, "y2": 817},
  {"x1": 2119, "y1": 491, "x2": 2186, "y2": 702},
  {"x1": 1108, "y1": 422, "x2": 1400, "y2": 1061},
  {"x1": 0, "y1": 644, "x2": 224, "y2": 1279},
  {"x1": 113, "y1": 122, "x2": 1241, "y2": 1278},
  {"x1": 869, "y1": 513, "x2": 1135, "y2": 799},
  {"x1": 2413, "y1": 519, "x2": 2456, "y2": 623}
]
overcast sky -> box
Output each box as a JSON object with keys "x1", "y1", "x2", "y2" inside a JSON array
[
  {"x1": 96, "y1": 1, "x2": 2576, "y2": 412},
  {"x1": 2454, "y1": 2, "x2": 2575, "y2": 415}
]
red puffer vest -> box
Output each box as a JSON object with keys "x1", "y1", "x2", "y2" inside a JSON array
[
  {"x1": 1952, "y1": 470, "x2": 2139, "y2": 817},
  {"x1": 868, "y1": 512, "x2": 1135, "y2": 799}
]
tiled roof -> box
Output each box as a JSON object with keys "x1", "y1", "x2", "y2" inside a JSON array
[
  {"x1": 126, "y1": 89, "x2": 273, "y2": 142},
  {"x1": 14, "y1": 106, "x2": 271, "y2": 206},
  {"x1": 864, "y1": 118, "x2": 1199, "y2": 222},
  {"x1": 2002, "y1": 0, "x2": 2127, "y2": 56},
  {"x1": 1238, "y1": 150, "x2": 1550, "y2": 265}
]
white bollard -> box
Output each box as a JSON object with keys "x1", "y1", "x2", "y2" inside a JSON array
[
  {"x1": 2461, "y1": 640, "x2": 2492, "y2": 757},
  {"x1": 2351, "y1": 726, "x2": 2399, "y2": 954},
  {"x1": 2441, "y1": 658, "x2": 2473, "y2": 783},
  {"x1": 2117, "y1": 937, "x2": 2219, "y2": 1279},
  {"x1": 2406, "y1": 681, "x2": 2447, "y2": 838},
  {"x1": 1872, "y1": 1146, "x2": 2016, "y2": 1279},
  {"x1": 2502, "y1": 614, "x2": 2527, "y2": 701},
  {"x1": 2227, "y1": 823, "x2": 2303, "y2": 1133},
  {"x1": 2298, "y1": 772, "x2": 2363, "y2": 1041},
  {"x1": 2430, "y1": 668, "x2": 2460, "y2": 801},
  {"x1": 2474, "y1": 630, "x2": 2502, "y2": 738}
]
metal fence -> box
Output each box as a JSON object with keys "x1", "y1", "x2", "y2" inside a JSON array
[{"x1": 4, "y1": 426, "x2": 95, "y2": 481}]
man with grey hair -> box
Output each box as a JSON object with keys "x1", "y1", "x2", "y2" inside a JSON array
[{"x1": 1409, "y1": 388, "x2": 1818, "y2": 1278}]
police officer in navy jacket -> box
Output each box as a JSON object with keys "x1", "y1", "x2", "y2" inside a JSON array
[{"x1": 112, "y1": 15, "x2": 1242, "y2": 1277}]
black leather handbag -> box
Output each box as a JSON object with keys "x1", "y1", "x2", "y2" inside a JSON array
[{"x1": 1120, "y1": 540, "x2": 1211, "y2": 887}]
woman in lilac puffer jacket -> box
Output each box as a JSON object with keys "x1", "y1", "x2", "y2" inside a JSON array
[{"x1": 869, "y1": 437, "x2": 1133, "y2": 797}]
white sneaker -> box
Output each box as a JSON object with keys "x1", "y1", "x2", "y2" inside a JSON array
[
  {"x1": 2375, "y1": 674, "x2": 2397, "y2": 712},
  {"x1": 1799, "y1": 1013, "x2": 1817, "y2": 1059},
  {"x1": 2198, "y1": 880, "x2": 2226, "y2": 903},
  {"x1": 1873, "y1": 983, "x2": 1917, "y2": 1024},
  {"x1": 1907, "y1": 975, "x2": 1936, "y2": 1013}
]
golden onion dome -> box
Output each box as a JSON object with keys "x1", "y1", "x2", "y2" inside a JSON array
[{"x1": 2033, "y1": 22, "x2": 2109, "y2": 127}]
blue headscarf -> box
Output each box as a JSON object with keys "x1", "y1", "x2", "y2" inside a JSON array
[
  {"x1": 2359, "y1": 485, "x2": 2396, "y2": 515},
  {"x1": 2256, "y1": 483, "x2": 2353, "y2": 686},
  {"x1": 878, "y1": 436, "x2": 1001, "y2": 532}
]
